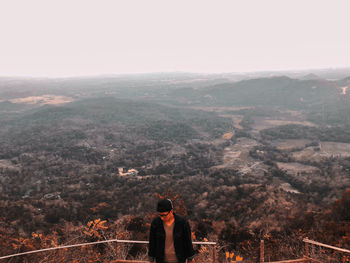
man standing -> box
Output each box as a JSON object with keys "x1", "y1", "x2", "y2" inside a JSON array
[{"x1": 148, "y1": 199, "x2": 195, "y2": 263}]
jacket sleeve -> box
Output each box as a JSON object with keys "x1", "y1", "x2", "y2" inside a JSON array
[
  {"x1": 184, "y1": 220, "x2": 196, "y2": 260},
  {"x1": 148, "y1": 221, "x2": 156, "y2": 261}
]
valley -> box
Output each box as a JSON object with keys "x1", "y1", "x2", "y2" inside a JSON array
[{"x1": 0, "y1": 72, "x2": 350, "y2": 261}]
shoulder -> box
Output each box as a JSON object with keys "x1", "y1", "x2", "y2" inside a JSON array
[
  {"x1": 174, "y1": 214, "x2": 188, "y2": 225},
  {"x1": 151, "y1": 216, "x2": 163, "y2": 227}
]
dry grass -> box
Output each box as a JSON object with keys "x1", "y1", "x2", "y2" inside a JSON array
[{"x1": 10, "y1": 95, "x2": 73, "y2": 105}]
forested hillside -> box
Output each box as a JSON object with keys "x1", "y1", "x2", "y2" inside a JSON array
[{"x1": 0, "y1": 73, "x2": 349, "y2": 262}]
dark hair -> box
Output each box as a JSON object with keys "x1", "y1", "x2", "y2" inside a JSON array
[{"x1": 157, "y1": 199, "x2": 173, "y2": 212}]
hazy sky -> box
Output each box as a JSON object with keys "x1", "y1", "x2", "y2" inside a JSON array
[{"x1": 0, "y1": 0, "x2": 349, "y2": 77}]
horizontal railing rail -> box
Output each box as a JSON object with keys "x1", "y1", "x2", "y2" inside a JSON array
[
  {"x1": 261, "y1": 238, "x2": 350, "y2": 263},
  {"x1": 303, "y1": 238, "x2": 350, "y2": 254},
  {"x1": 261, "y1": 259, "x2": 310, "y2": 263},
  {"x1": 0, "y1": 239, "x2": 216, "y2": 261}
]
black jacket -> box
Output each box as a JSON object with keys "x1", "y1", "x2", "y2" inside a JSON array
[{"x1": 148, "y1": 213, "x2": 195, "y2": 263}]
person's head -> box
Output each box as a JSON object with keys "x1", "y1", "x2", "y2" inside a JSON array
[{"x1": 157, "y1": 199, "x2": 174, "y2": 222}]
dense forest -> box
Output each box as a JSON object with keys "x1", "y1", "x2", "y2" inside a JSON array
[{"x1": 0, "y1": 72, "x2": 349, "y2": 262}]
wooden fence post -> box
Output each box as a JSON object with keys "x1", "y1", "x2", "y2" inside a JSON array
[
  {"x1": 115, "y1": 242, "x2": 118, "y2": 260},
  {"x1": 305, "y1": 241, "x2": 309, "y2": 257},
  {"x1": 212, "y1": 245, "x2": 217, "y2": 263},
  {"x1": 304, "y1": 238, "x2": 310, "y2": 263},
  {"x1": 260, "y1": 240, "x2": 264, "y2": 263}
]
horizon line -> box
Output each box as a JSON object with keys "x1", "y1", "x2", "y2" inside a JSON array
[{"x1": 1, "y1": 66, "x2": 350, "y2": 79}]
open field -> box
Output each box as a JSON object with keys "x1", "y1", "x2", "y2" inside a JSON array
[
  {"x1": 292, "y1": 141, "x2": 350, "y2": 161},
  {"x1": 0, "y1": 159, "x2": 20, "y2": 171},
  {"x1": 277, "y1": 162, "x2": 320, "y2": 175},
  {"x1": 187, "y1": 106, "x2": 252, "y2": 112},
  {"x1": 274, "y1": 139, "x2": 311, "y2": 151},
  {"x1": 9, "y1": 95, "x2": 74, "y2": 105},
  {"x1": 252, "y1": 117, "x2": 317, "y2": 131},
  {"x1": 223, "y1": 137, "x2": 259, "y2": 163},
  {"x1": 320, "y1": 141, "x2": 350, "y2": 155},
  {"x1": 212, "y1": 137, "x2": 267, "y2": 175}
]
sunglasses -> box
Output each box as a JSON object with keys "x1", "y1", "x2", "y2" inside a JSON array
[{"x1": 158, "y1": 211, "x2": 171, "y2": 218}]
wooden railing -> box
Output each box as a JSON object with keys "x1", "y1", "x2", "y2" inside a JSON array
[
  {"x1": 0, "y1": 239, "x2": 217, "y2": 262},
  {"x1": 260, "y1": 238, "x2": 350, "y2": 263},
  {"x1": 3, "y1": 236, "x2": 349, "y2": 262}
]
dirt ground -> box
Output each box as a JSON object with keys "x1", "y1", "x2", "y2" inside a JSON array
[
  {"x1": 10, "y1": 95, "x2": 73, "y2": 105},
  {"x1": 222, "y1": 132, "x2": 234, "y2": 140}
]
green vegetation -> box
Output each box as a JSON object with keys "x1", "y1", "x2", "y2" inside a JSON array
[
  {"x1": 261, "y1": 124, "x2": 350, "y2": 143},
  {"x1": 307, "y1": 99, "x2": 350, "y2": 126}
]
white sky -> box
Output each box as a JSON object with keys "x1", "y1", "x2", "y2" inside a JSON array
[{"x1": 0, "y1": 0, "x2": 349, "y2": 77}]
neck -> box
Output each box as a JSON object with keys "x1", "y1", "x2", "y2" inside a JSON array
[{"x1": 164, "y1": 214, "x2": 175, "y2": 225}]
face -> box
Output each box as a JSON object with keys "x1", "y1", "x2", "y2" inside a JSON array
[{"x1": 158, "y1": 210, "x2": 173, "y2": 222}]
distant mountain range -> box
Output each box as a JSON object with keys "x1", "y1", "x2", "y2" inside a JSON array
[
  {"x1": 1, "y1": 71, "x2": 350, "y2": 112},
  {"x1": 169, "y1": 76, "x2": 346, "y2": 109},
  {"x1": 300, "y1": 73, "x2": 322, "y2": 80}
]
